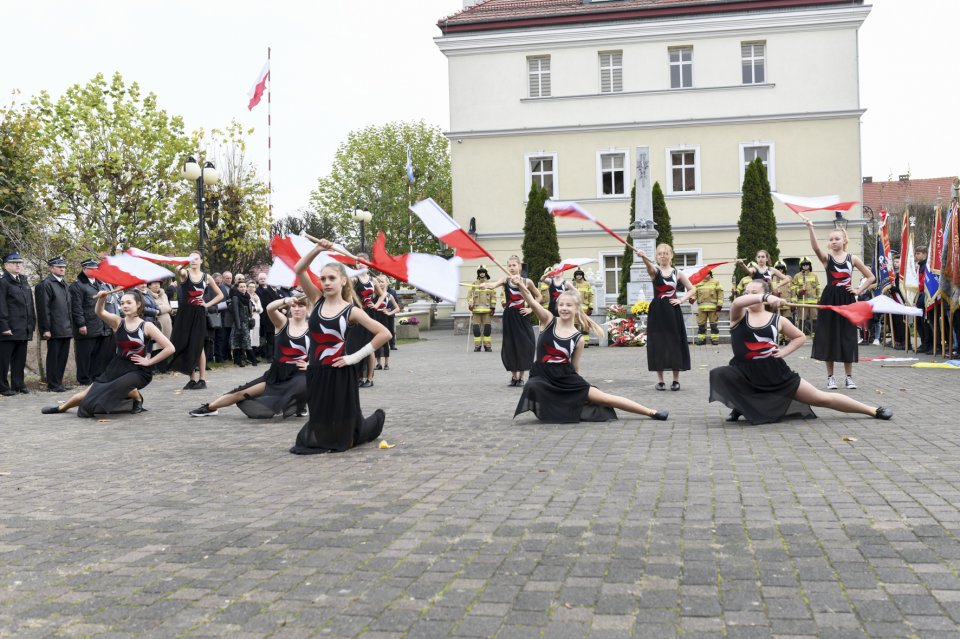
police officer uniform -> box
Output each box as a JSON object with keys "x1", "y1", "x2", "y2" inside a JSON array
[
  {"x1": 35, "y1": 256, "x2": 74, "y2": 392},
  {"x1": 572, "y1": 270, "x2": 594, "y2": 347},
  {"x1": 693, "y1": 271, "x2": 724, "y2": 345},
  {"x1": 70, "y1": 259, "x2": 115, "y2": 384},
  {"x1": 790, "y1": 258, "x2": 820, "y2": 336},
  {"x1": 0, "y1": 252, "x2": 37, "y2": 395},
  {"x1": 469, "y1": 266, "x2": 497, "y2": 352}
]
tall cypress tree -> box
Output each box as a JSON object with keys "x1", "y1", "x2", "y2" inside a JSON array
[
  {"x1": 735, "y1": 157, "x2": 778, "y2": 282},
  {"x1": 652, "y1": 182, "x2": 673, "y2": 248},
  {"x1": 617, "y1": 181, "x2": 637, "y2": 305},
  {"x1": 521, "y1": 183, "x2": 560, "y2": 284}
]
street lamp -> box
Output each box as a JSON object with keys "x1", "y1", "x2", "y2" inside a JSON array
[
  {"x1": 833, "y1": 210, "x2": 848, "y2": 230},
  {"x1": 180, "y1": 156, "x2": 219, "y2": 254},
  {"x1": 352, "y1": 207, "x2": 372, "y2": 253}
]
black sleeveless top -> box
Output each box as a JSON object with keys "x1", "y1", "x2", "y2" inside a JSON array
[
  {"x1": 536, "y1": 320, "x2": 581, "y2": 366},
  {"x1": 115, "y1": 321, "x2": 151, "y2": 361},
  {"x1": 548, "y1": 279, "x2": 565, "y2": 304},
  {"x1": 752, "y1": 266, "x2": 773, "y2": 282},
  {"x1": 731, "y1": 313, "x2": 780, "y2": 362},
  {"x1": 825, "y1": 254, "x2": 853, "y2": 289},
  {"x1": 309, "y1": 300, "x2": 352, "y2": 366},
  {"x1": 353, "y1": 277, "x2": 376, "y2": 310},
  {"x1": 503, "y1": 281, "x2": 525, "y2": 309},
  {"x1": 653, "y1": 269, "x2": 679, "y2": 300},
  {"x1": 179, "y1": 271, "x2": 207, "y2": 307},
  {"x1": 275, "y1": 322, "x2": 310, "y2": 367}
]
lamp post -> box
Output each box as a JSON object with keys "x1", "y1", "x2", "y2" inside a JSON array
[
  {"x1": 180, "y1": 157, "x2": 219, "y2": 254},
  {"x1": 833, "y1": 210, "x2": 848, "y2": 230},
  {"x1": 352, "y1": 207, "x2": 372, "y2": 253}
]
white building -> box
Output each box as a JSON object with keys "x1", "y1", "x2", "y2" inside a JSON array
[{"x1": 436, "y1": 0, "x2": 870, "y2": 306}]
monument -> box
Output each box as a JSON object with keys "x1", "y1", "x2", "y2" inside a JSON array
[{"x1": 626, "y1": 146, "x2": 658, "y2": 304}]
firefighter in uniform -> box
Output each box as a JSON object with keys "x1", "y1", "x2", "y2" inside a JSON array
[
  {"x1": 790, "y1": 257, "x2": 820, "y2": 336},
  {"x1": 693, "y1": 270, "x2": 723, "y2": 345},
  {"x1": 572, "y1": 269, "x2": 594, "y2": 347},
  {"x1": 469, "y1": 266, "x2": 497, "y2": 352}
]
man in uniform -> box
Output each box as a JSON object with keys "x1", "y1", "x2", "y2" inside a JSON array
[
  {"x1": 35, "y1": 256, "x2": 74, "y2": 392},
  {"x1": 693, "y1": 270, "x2": 723, "y2": 345},
  {"x1": 70, "y1": 258, "x2": 114, "y2": 385},
  {"x1": 0, "y1": 251, "x2": 37, "y2": 395},
  {"x1": 572, "y1": 269, "x2": 594, "y2": 347},
  {"x1": 468, "y1": 266, "x2": 497, "y2": 352},
  {"x1": 790, "y1": 257, "x2": 820, "y2": 336}
]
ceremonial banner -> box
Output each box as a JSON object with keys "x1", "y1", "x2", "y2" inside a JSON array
[
  {"x1": 545, "y1": 200, "x2": 629, "y2": 247},
  {"x1": 369, "y1": 232, "x2": 462, "y2": 303},
  {"x1": 771, "y1": 193, "x2": 859, "y2": 215},
  {"x1": 85, "y1": 254, "x2": 173, "y2": 288},
  {"x1": 270, "y1": 235, "x2": 366, "y2": 289},
  {"x1": 546, "y1": 258, "x2": 595, "y2": 277},
  {"x1": 873, "y1": 234, "x2": 890, "y2": 293},
  {"x1": 930, "y1": 203, "x2": 944, "y2": 274},
  {"x1": 409, "y1": 198, "x2": 493, "y2": 260},
  {"x1": 684, "y1": 262, "x2": 732, "y2": 286}
]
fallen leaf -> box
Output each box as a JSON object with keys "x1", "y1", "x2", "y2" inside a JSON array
[
  {"x1": 898, "y1": 388, "x2": 910, "y2": 392},
  {"x1": 378, "y1": 440, "x2": 395, "y2": 449},
  {"x1": 96, "y1": 419, "x2": 112, "y2": 423},
  {"x1": 841, "y1": 435, "x2": 858, "y2": 442},
  {"x1": 564, "y1": 602, "x2": 573, "y2": 609},
  {"x1": 875, "y1": 390, "x2": 885, "y2": 395}
]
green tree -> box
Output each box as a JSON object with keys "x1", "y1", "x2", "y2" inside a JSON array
[
  {"x1": 736, "y1": 157, "x2": 778, "y2": 282},
  {"x1": 310, "y1": 121, "x2": 451, "y2": 255},
  {"x1": 652, "y1": 181, "x2": 673, "y2": 248},
  {"x1": 521, "y1": 182, "x2": 559, "y2": 285},
  {"x1": 617, "y1": 180, "x2": 636, "y2": 305},
  {"x1": 29, "y1": 72, "x2": 195, "y2": 255}
]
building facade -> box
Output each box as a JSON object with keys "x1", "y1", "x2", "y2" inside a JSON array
[{"x1": 436, "y1": 0, "x2": 870, "y2": 306}]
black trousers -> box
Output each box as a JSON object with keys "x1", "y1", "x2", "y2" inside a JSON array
[
  {"x1": 44, "y1": 337, "x2": 71, "y2": 389},
  {"x1": 215, "y1": 326, "x2": 232, "y2": 361},
  {"x1": 261, "y1": 324, "x2": 275, "y2": 361},
  {"x1": 0, "y1": 340, "x2": 28, "y2": 392},
  {"x1": 75, "y1": 335, "x2": 110, "y2": 385}
]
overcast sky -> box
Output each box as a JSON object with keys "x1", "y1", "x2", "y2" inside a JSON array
[{"x1": 2, "y1": 1, "x2": 956, "y2": 221}]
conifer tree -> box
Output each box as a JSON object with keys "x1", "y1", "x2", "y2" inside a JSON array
[
  {"x1": 652, "y1": 182, "x2": 673, "y2": 248},
  {"x1": 735, "y1": 157, "x2": 779, "y2": 282},
  {"x1": 521, "y1": 183, "x2": 560, "y2": 285},
  {"x1": 617, "y1": 181, "x2": 637, "y2": 305}
]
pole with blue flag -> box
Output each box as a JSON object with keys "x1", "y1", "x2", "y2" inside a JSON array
[
  {"x1": 406, "y1": 145, "x2": 415, "y2": 252},
  {"x1": 874, "y1": 233, "x2": 891, "y2": 347}
]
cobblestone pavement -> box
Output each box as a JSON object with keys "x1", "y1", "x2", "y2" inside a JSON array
[{"x1": 2, "y1": 331, "x2": 960, "y2": 639}]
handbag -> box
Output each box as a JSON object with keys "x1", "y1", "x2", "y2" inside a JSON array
[
  {"x1": 248, "y1": 318, "x2": 256, "y2": 330},
  {"x1": 206, "y1": 309, "x2": 222, "y2": 329}
]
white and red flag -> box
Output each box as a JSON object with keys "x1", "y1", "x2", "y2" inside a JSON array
[
  {"x1": 247, "y1": 59, "x2": 270, "y2": 111},
  {"x1": 771, "y1": 193, "x2": 859, "y2": 215},
  {"x1": 270, "y1": 235, "x2": 365, "y2": 288},
  {"x1": 683, "y1": 261, "x2": 732, "y2": 286},
  {"x1": 868, "y1": 294, "x2": 923, "y2": 317},
  {"x1": 545, "y1": 201, "x2": 629, "y2": 247},
  {"x1": 84, "y1": 254, "x2": 173, "y2": 288},
  {"x1": 546, "y1": 258, "x2": 595, "y2": 277},
  {"x1": 125, "y1": 247, "x2": 192, "y2": 265},
  {"x1": 370, "y1": 232, "x2": 462, "y2": 303},
  {"x1": 409, "y1": 198, "x2": 492, "y2": 260}
]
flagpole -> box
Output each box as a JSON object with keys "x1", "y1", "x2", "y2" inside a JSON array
[{"x1": 267, "y1": 46, "x2": 273, "y2": 221}]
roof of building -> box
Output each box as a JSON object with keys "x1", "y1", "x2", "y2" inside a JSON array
[
  {"x1": 862, "y1": 176, "x2": 958, "y2": 214},
  {"x1": 438, "y1": 0, "x2": 862, "y2": 34}
]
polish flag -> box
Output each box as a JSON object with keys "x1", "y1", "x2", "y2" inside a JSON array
[
  {"x1": 370, "y1": 232, "x2": 462, "y2": 303},
  {"x1": 84, "y1": 254, "x2": 174, "y2": 288},
  {"x1": 409, "y1": 198, "x2": 492, "y2": 260},
  {"x1": 683, "y1": 261, "x2": 732, "y2": 286},
  {"x1": 819, "y1": 301, "x2": 875, "y2": 329},
  {"x1": 771, "y1": 193, "x2": 859, "y2": 215},
  {"x1": 546, "y1": 258, "x2": 595, "y2": 277},
  {"x1": 125, "y1": 247, "x2": 192, "y2": 265},
  {"x1": 270, "y1": 235, "x2": 366, "y2": 288},
  {"x1": 247, "y1": 60, "x2": 270, "y2": 111},
  {"x1": 545, "y1": 200, "x2": 629, "y2": 247}
]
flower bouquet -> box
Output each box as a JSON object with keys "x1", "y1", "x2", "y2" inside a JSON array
[
  {"x1": 398, "y1": 316, "x2": 420, "y2": 326},
  {"x1": 606, "y1": 315, "x2": 647, "y2": 347}
]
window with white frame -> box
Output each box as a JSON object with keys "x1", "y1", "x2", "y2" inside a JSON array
[
  {"x1": 599, "y1": 51, "x2": 623, "y2": 93},
  {"x1": 526, "y1": 153, "x2": 557, "y2": 198},
  {"x1": 673, "y1": 250, "x2": 701, "y2": 270},
  {"x1": 666, "y1": 146, "x2": 699, "y2": 194},
  {"x1": 669, "y1": 46, "x2": 692, "y2": 88},
  {"x1": 602, "y1": 253, "x2": 621, "y2": 301},
  {"x1": 739, "y1": 142, "x2": 775, "y2": 190},
  {"x1": 741, "y1": 42, "x2": 766, "y2": 84},
  {"x1": 528, "y1": 55, "x2": 551, "y2": 98},
  {"x1": 597, "y1": 151, "x2": 627, "y2": 197}
]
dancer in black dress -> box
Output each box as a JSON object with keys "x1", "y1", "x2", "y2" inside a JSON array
[
  {"x1": 168, "y1": 251, "x2": 223, "y2": 390},
  {"x1": 737, "y1": 250, "x2": 791, "y2": 289},
  {"x1": 290, "y1": 240, "x2": 389, "y2": 454},
  {"x1": 539, "y1": 267, "x2": 569, "y2": 316},
  {"x1": 802, "y1": 217, "x2": 875, "y2": 390},
  {"x1": 41, "y1": 289, "x2": 174, "y2": 417},
  {"x1": 512, "y1": 278, "x2": 668, "y2": 423},
  {"x1": 636, "y1": 244, "x2": 693, "y2": 390},
  {"x1": 373, "y1": 275, "x2": 397, "y2": 371},
  {"x1": 188, "y1": 296, "x2": 311, "y2": 418},
  {"x1": 346, "y1": 258, "x2": 378, "y2": 387},
  {"x1": 710, "y1": 279, "x2": 891, "y2": 423},
  {"x1": 478, "y1": 255, "x2": 542, "y2": 386}
]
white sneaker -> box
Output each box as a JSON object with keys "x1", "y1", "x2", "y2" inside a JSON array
[
  {"x1": 826, "y1": 376, "x2": 838, "y2": 390},
  {"x1": 844, "y1": 376, "x2": 857, "y2": 389},
  {"x1": 872, "y1": 339, "x2": 880, "y2": 346}
]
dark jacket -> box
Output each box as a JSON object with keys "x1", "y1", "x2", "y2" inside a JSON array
[
  {"x1": 219, "y1": 283, "x2": 234, "y2": 327},
  {"x1": 256, "y1": 284, "x2": 281, "y2": 327},
  {"x1": 231, "y1": 290, "x2": 253, "y2": 329},
  {"x1": 142, "y1": 289, "x2": 160, "y2": 327},
  {"x1": 69, "y1": 273, "x2": 113, "y2": 339},
  {"x1": 0, "y1": 269, "x2": 37, "y2": 341},
  {"x1": 35, "y1": 274, "x2": 73, "y2": 339}
]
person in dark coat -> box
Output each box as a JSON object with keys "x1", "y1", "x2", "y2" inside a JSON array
[
  {"x1": 255, "y1": 272, "x2": 280, "y2": 361},
  {"x1": 35, "y1": 256, "x2": 75, "y2": 392},
  {"x1": 215, "y1": 271, "x2": 234, "y2": 363},
  {"x1": 69, "y1": 260, "x2": 115, "y2": 385},
  {"x1": 0, "y1": 251, "x2": 37, "y2": 395}
]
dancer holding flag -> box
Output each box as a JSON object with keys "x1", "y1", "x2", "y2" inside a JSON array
[
  {"x1": 802, "y1": 217, "x2": 874, "y2": 390},
  {"x1": 290, "y1": 239, "x2": 388, "y2": 454},
  {"x1": 636, "y1": 244, "x2": 693, "y2": 391},
  {"x1": 169, "y1": 251, "x2": 223, "y2": 390},
  {"x1": 478, "y1": 256, "x2": 542, "y2": 387},
  {"x1": 41, "y1": 289, "x2": 175, "y2": 417}
]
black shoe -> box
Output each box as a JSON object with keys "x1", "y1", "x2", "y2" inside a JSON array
[
  {"x1": 47, "y1": 386, "x2": 65, "y2": 393},
  {"x1": 484, "y1": 346, "x2": 492, "y2": 352},
  {"x1": 516, "y1": 378, "x2": 524, "y2": 387},
  {"x1": 375, "y1": 364, "x2": 383, "y2": 370},
  {"x1": 509, "y1": 378, "x2": 517, "y2": 387},
  {"x1": 390, "y1": 345, "x2": 398, "y2": 351},
  {"x1": 193, "y1": 380, "x2": 207, "y2": 390},
  {"x1": 670, "y1": 381, "x2": 681, "y2": 391},
  {"x1": 874, "y1": 406, "x2": 893, "y2": 420},
  {"x1": 655, "y1": 382, "x2": 666, "y2": 391},
  {"x1": 189, "y1": 403, "x2": 219, "y2": 417},
  {"x1": 41, "y1": 405, "x2": 62, "y2": 414},
  {"x1": 131, "y1": 399, "x2": 145, "y2": 414},
  {"x1": 17, "y1": 388, "x2": 29, "y2": 394},
  {"x1": 1, "y1": 389, "x2": 15, "y2": 397},
  {"x1": 650, "y1": 410, "x2": 669, "y2": 421},
  {"x1": 183, "y1": 380, "x2": 197, "y2": 390},
  {"x1": 726, "y1": 410, "x2": 741, "y2": 422},
  {"x1": 474, "y1": 346, "x2": 482, "y2": 352},
  {"x1": 383, "y1": 364, "x2": 389, "y2": 370}
]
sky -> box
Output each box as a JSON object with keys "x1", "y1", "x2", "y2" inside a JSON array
[{"x1": 2, "y1": 1, "x2": 957, "y2": 222}]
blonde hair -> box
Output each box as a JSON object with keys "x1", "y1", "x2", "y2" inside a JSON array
[
  {"x1": 655, "y1": 243, "x2": 674, "y2": 257},
  {"x1": 557, "y1": 289, "x2": 604, "y2": 337},
  {"x1": 829, "y1": 228, "x2": 849, "y2": 249},
  {"x1": 755, "y1": 250, "x2": 770, "y2": 262},
  {"x1": 320, "y1": 263, "x2": 356, "y2": 304}
]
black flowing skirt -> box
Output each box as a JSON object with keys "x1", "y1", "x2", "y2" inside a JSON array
[
  {"x1": 290, "y1": 365, "x2": 384, "y2": 454},
  {"x1": 709, "y1": 358, "x2": 815, "y2": 425},
  {"x1": 232, "y1": 363, "x2": 308, "y2": 419},
  {"x1": 501, "y1": 307, "x2": 535, "y2": 373},
  {"x1": 646, "y1": 298, "x2": 691, "y2": 372},
  {"x1": 168, "y1": 304, "x2": 207, "y2": 375},
  {"x1": 812, "y1": 287, "x2": 858, "y2": 363},
  {"x1": 515, "y1": 362, "x2": 617, "y2": 423},
  {"x1": 344, "y1": 310, "x2": 373, "y2": 378},
  {"x1": 78, "y1": 358, "x2": 152, "y2": 418}
]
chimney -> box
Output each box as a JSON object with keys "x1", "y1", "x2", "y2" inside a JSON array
[
  {"x1": 862, "y1": 176, "x2": 872, "y2": 184},
  {"x1": 898, "y1": 175, "x2": 910, "y2": 182}
]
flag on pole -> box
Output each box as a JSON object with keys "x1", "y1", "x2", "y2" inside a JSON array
[
  {"x1": 683, "y1": 262, "x2": 732, "y2": 286},
  {"x1": 370, "y1": 232, "x2": 462, "y2": 303},
  {"x1": 247, "y1": 59, "x2": 270, "y2": 111},
  {"x1": 409, "y1": 198, "x2": 493, "y2": 260},
  {"x1": 125, "y1": 247, "x2": 192, "y2": 265},
  {"x1": 84, "y1": 254, "x2": 174, "y2": 288},
  {"x1": 819, "y1": 301, "x2": 875, "y2": 328},
  {"x1": 901, "y1": 213, "x2": 919, "y2": 304},
  {"x1": 930, "y1": 203, "x2": 945, "y2": 274},
  {"x1": 771, "y1": 193, "x2": 859, "y2": 215},
  {"x1": 546, "y1": 258, "x2": 595, "y2": 277},
  {"x1": 405, "y1": 145, "x2": 415, "y2": 184},
  {"x1": 545, "y1": 200, "x2": 629, "y2": 247},
  {"x1": 874, "y1": 234, "x2": 890, "y2": 293},
  {"x1": 270, "y1": 235, "x2": 366, "y2": 289},
  {"x1": 868, "y1": 294, "x2": 923, "y2": 317}
]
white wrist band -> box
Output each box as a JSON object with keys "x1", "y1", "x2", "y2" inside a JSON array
[{"x1": 341, "y1": 342, "x2": 374, "y2": 366}]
